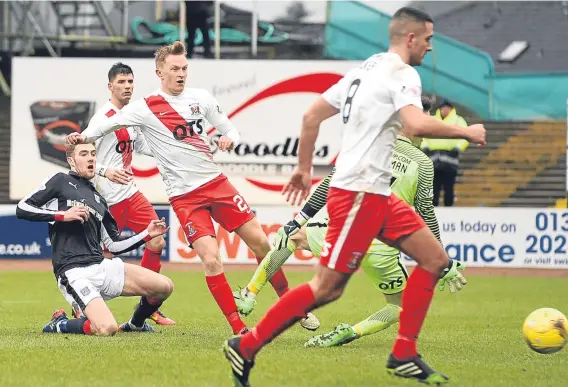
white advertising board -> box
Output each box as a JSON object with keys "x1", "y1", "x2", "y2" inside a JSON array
[
  {"x1": 169, "y1": 207, "x2": 568, "y2": 269},
  {"x1": 3, "y1": 202, "x2": 566, "y2": 269},
  {"x1": 11, "y1": 57, "x2": 357, "y2": 204}
]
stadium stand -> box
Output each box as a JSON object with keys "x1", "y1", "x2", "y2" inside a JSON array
[{"x1": 456, "y1": 121, "x2": 566, "y2": 207}]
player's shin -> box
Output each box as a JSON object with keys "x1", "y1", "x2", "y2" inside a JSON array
[
  {"x1": 207, "y1": 273, "x2": 247, "y2": 334},
  {"x1": 392, "y1": 266, "x2": 437, "y2": 359},
  {"x1": 130, "y1": 296, "x2": 163, "y2": 327},
  {"x1": 247, "y1": 240, "x2": 296, "y2": 296},
  {"x1": 141, "y1": 237, "x2": 165, "y2": 273},
  {"x1": 353, "y1": 303, "x2": 401, "y2": 337}
]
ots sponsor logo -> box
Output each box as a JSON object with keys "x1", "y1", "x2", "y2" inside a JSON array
[
  {"x1": 0, "y1": 242, "x2": 42, "y2": 256},
  {"x1": 173, "y1": 119, "x2": 205, "y2": 141},
  {"x1": 378, "y1": 277, "x2": 404, "y2": 291},
  {"x1": 115, "y1": 140, "x2": 134, "y2": 154}
]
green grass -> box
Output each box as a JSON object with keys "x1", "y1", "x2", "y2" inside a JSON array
[{"x1": 0, "y1": 270, "x2": 567, "y2": 387}]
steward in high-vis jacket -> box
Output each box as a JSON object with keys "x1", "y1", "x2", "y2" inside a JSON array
[{"x1": 421, "y1": 100, "x2": 468, "y2": 206}]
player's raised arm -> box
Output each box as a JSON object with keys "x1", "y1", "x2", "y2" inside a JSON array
[{"x1": 66, "y1": 100, "x2": 145, "y2": 145}]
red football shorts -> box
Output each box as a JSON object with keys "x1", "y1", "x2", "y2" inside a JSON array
[
  {"x1": 169, "y1": 174, "x2": 255, "y2": 244},
  {"x1": 109, "y1": 191, "x2": 159, "y2": 233},
  {"x1": 319, "y1": 187, "x2": 426, "y2": 273}
]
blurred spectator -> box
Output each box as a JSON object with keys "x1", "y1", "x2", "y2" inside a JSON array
[
  {"x1": 421, "y1": 100, "x2": 469, "y2": 206},
  {"x1": 185, "y1": 1, "x2": 213, "y2": 58}
]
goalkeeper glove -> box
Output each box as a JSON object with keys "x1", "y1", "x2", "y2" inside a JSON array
[
  {"x1": 273, "y1": 212, "x2": 309, "y2": 250},
  {"x1": 439, "y1": 259, "x2": 467, "y2": 294}
]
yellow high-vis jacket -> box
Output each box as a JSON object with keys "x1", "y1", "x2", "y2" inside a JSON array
[{"x1": 421, "y1": 108, "x2": 469, "y2": 171}]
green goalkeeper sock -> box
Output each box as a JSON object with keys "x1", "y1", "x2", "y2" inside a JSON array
[
  {"x1": 352, "y1": 303, "x2": 401, "y2": 337},
  {"x1": 246, "y1": 239, "x2": 297, "y2": 296}
]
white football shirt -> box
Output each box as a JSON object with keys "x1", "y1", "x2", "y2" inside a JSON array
[
  {"x1": 82, "y1": 88, "x2": 240, "y2": 199},
  {"x1": 322, "y1": 52, "x2": 423, "y2": 195},
  {"x1": 89, "y1": 101, "x2": 153, "y2": 206}
]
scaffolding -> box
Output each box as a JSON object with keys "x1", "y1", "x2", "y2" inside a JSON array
[
  {"x1": 0, "y1": 1, "x2": 281, "y2": 60},
  {"x1": 1, "y1": 1, "x2": 130, "y2": 57}
]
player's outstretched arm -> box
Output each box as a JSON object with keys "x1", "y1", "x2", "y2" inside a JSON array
[
  {"x1": 400, "y1": 105, "x2": 486, "y2": 145},
  {"x1": 101, "y1": 209, "x2": 167, "y2": 255},
  {"x1": 392, "y1": 66, "x2": 485, "y2": 145},
  {"x1": 66, "y1": 101, "x2": 146, "y2": 145},
  {"x1": 15, "y1": 173, "x2": 85, "y2": 223}
]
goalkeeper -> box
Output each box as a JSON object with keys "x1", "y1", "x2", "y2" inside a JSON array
[{"x1": 233, "y1": 97, "x2": 467, "y2": 346}]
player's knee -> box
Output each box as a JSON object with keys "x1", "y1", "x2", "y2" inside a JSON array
[
  {"x1": 148, "y1": 275, "x2": 174, "y2": 300},
  {"x1": 421, "y1": 246, "x2": 449, "y2": 276},
  {"x1": 201, "y1": 254, "x2": 223, "y2": 275},
  {"x1": 94, "y1": 322, "x2": 118, "y2": 337},
  {"x1": 160, "y1": 277, "x2": 174, "y2": 299},
  {"x1": 315, "y1": 286, "x2": 344, "y2": 305},
  {"x1": 309, "y1": 278, "x2": 345, "y2": 305}
]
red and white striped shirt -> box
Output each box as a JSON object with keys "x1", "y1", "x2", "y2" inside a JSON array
[
  {"x1": 89, "y1": 101, "x2": 153, "y2": 206},
  {"x1": 82, "y1": 88, "x2": 239, "y2": 198}
]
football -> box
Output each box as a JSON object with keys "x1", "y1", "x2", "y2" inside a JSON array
[{"x1": 523, "y1": 308, "x2": 568, "y2": 354}]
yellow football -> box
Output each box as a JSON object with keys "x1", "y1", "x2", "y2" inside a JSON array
[{"x1": 523, "y1": 308, "x2": 568, "y2": 354}]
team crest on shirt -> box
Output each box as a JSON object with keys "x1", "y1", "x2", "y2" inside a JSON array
[
  {"x1": 189, "y1": 104, "x2": 202, "y2": 115},
  {"x1": 94, "y1": 194, "x2": 100, "y2": 203},
  {"x1": 347, "y1": 252, "x2": 363, "y2": 269},
  {"x1": 185, "y1": 222, "x2": 197, "y2": 237}
]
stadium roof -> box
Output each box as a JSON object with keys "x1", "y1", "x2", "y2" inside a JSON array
[{"x1": 410, "y1": 1, "x2": 568, "y2": 72}]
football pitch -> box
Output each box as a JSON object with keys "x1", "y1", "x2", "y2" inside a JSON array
[{"x1": 1, "y1": 263, "x2": 567, "y2": 387}]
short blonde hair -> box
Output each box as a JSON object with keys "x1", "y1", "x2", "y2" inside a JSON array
[
  {"x1": 65, "y1": 143, "x2": 95, "y2": 159},
  {"x1": 154, "y1": 41, "x2": 187, "y2": 67}
]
